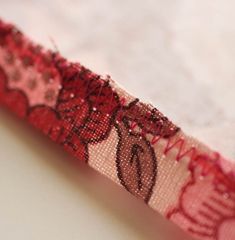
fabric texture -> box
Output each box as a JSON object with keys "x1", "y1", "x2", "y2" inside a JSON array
[{"x1": 0, "y1": 19, "x2": 235, "y2": 240}]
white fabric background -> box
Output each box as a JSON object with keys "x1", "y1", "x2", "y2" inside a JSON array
[{"x1": 0, "y1": 1, "x2": 234, "y2": 239}]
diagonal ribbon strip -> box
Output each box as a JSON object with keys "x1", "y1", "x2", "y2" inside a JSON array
[{"x1": 0, "y1": 19, "x2": 235, "y2": 240}]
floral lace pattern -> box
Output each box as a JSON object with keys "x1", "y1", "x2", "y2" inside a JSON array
[{"x1": 0, "y1": 19, "x2": 235, "y2": 240}]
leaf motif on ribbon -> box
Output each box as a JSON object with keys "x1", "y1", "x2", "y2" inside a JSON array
[{"x1": 115, "y1": 120, "x2": 157, "y2": 203}]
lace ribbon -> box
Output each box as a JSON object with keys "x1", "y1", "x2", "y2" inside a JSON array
[{"x1": 0, "y1": 19, "x2": 235, "y2": 240}]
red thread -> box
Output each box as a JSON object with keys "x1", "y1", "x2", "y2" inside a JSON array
[
  {"x1": 1, "y1": 18, "x2": 234, "y2": 191},
  {"x1": 129, "y1": 119, "x2": 235, "y2": 189}
]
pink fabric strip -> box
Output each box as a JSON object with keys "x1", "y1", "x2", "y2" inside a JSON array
[{"x1": 0, "y1": 19, "x2": 235, "y2": 240}]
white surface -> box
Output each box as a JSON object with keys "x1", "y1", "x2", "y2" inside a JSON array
[
  {"x1": 0, "y1": 109, "x2": 192, "y2": 240},
  {"x1": 0, "y1": 0, "x2": 234, "y2": 239}
]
